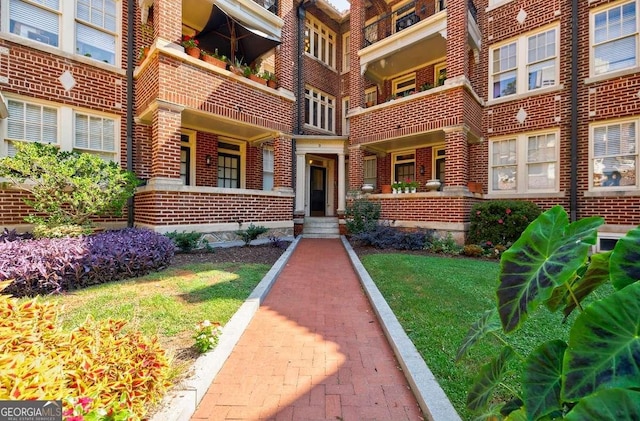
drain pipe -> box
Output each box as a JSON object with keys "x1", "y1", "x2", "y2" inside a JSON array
[
  {"x1": 125, "y1": 0, "x2": 135, "y2": 227},
  {"x1": 569, "y1": 0, "x2": 578, "y2": 222}
]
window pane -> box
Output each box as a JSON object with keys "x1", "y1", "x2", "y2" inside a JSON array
[
  {"x1": 528, "y1": 59, "x2": 555, "y2": 89},
  {"x1": 493, "y1": 166, "x2": 516, "y2": 190},
  {"x1": 593, "y1": 122, "x2": 637, "y2": 188},
  {"x1": 527, "y1": 162, "x2": 555, "y2": 189},
  {"x1": 76, "y1": 23, "x2": 116, "y2": 64},
  {"x1": 10, "y1": 0, "x2": 59, "y2": 47},
  {"x1": 594, "y1": 36, "x2": 637, "y2": 74},
  {"x1": 493, "y1": 71, "x2": 516, "y2": 98}
]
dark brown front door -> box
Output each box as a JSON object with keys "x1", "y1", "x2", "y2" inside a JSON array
[{"x1": 310, "y1": 166, "x2": 326, "y2": 216}]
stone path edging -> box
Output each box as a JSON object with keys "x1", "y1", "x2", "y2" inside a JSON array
[
  {"x1": 149, "y1": 236, "x2": 302, "y2": 421},
  {"x1": 340, "y1": 236, "x2": 462, "y2": 421}
]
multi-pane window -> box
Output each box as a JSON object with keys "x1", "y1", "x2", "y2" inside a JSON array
[
  {"x1": 364, "y1": 87, "x2": 377, "y2": 106},
  {"x1": 490, "y1": 132, "x2": 558, "y2": 193},
  {"x1": 3, "y1": 97, "x2": 120, "y2": 160},
  {"x1": 304, "y1": 15, "x2": 336, "y2": 68},
  {"x1": 263, "y1": 147, "x2": 274, "y2": 190},
  {"x1": 74, "y1": 112, "x2": 116, "y2": 160},
  {"x1": 9, "y1": 0, "x2": 60, "y2": 46},
  {"x1": 490, "y1": 27, "x2": 558, "y2": 99},
  {"x1": 76, "y1": 0, "x2": 117, "y2": 64},
  {"x1": 364, "y1": 156, "x2": 377, "y2": 187},
  {"x1": 392, "y1": 74, "x2": 416, "y2": 97},
  {"x1": 393, "y1": 2, "x2": 418, "y2": 33},
  {"x1": 7, "y1": 0, "x2": 118, "y2": 64},
  {"x1": 393, "y1": 151, "x2": 415, "y2": 184},
  {"x1": 217, "y1": 141, "x2": 241, "y2": 188},
  {"x1": 591, "y1": 120, "x2": 638, "y2": 189},
  {"x1": 342, "y1": 97, "x2": 350, "y2": 135},
  {"x1": 342, "y1": 32, "x2": 350, "y2": 72},
  {"x1": 304, "y1": 87, "x2": 335, "y2": 133},
  {"x1": 6, "y1": 99, "x2": 58, "y2": 156},
  {"x1": 592, "y1": 1, "x2": 638, "y2": 76}
]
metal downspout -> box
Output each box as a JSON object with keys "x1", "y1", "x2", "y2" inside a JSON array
[
  {"x1": 570, "y1": 0, "x2": 578, "y2": 222},
  {"x1": 126, "y1": 0, "x2": 135, "y2": 227}
]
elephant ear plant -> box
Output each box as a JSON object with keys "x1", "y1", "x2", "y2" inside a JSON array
[{"x1": 457, "y1": 205, "x2": 640, "y2": 420}]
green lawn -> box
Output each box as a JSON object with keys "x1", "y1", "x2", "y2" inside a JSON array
[
  {"x1": 359, "y1": 253, "x2": 573, "y2": 420},
  {"x1": 29, "y1": 262, "x2": 271, "y2": 362}
]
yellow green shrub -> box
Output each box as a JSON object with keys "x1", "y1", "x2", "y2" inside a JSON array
[{"x1": 0, "y1": 294, "x2": 171, "y2": 419}]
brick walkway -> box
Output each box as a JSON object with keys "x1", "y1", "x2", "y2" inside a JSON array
[{"x1": 191, "y1": 238, "x2": 424, "y2": 421}]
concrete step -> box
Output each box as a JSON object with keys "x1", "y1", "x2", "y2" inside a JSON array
[{"x1": 303, "y1": 217, "x2": 340, "y2": 238}]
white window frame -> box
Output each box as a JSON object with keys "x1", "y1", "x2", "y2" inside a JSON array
[
  {"x1": 364, "y1": 155, "x2": 377, "y2": 188},
  {"x1": 589, "y1": 118, "x2": 639, "y2": 191},
  {"x1": 392, "y1": 73, "x2": 416, "y2": 97},
  {"x1": 489, "y1": 130, "x2": 559, "y2": 194},
  {"x1": 590, "y1": 0, "x2": 639, "y2": 77},
  {"x1": 2, "y1": 94, "x2": 120, "y2": 161},
  {"x1": 3, "y1": 0, "x2": 121, "y2": 66},
  {"x1": 74, "y1": 111, "x2": 118, "y2": 161},
  {"x1": 489, "y1": 24, "x2": 559, "y2": 100},
  {"x1": 304, "y1": 14, "x2": 336, "y2": 69},
  {"x1": 262, "y1": 146, "x2": 274, "y2": 191},
  {"x1": 304, "y1": 86, "x2": 336, "y2": 133},
  {"x1": 217, "y1": 138, "x2": 246, "y2": 189},
  {"x1": 342, "y1": 32, "x2": 350, "y2": 73},
  {"x1": 342, "y1": 96, "x2": 350, "y2": 136},
  {"x1": 75, "y1": 0, "x2": 118, "y2": 65}
]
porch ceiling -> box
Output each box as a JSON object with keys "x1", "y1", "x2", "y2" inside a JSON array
[
  {"x1": 136, "y1": 105, "x2": 278, "y2": 143},
  {"x1": 182, "y1": 109, "x2": 277, "y2": 142},
  {"x1": 359, "y1": 130, "x2": 444, "y2": 154}
]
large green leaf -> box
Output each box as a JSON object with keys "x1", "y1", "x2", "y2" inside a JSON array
[
  {"x1": 456, "y1": 309, "x2": 501, "y2": 362},
  {"x1": 563, "y1": 282, "x2": 640, "y2": 400},
  {"x1": 503, "y1": 408, "x2": 527, "y2": 421},
  {"x1": 467, "y1": 346, "x2": 515, "y2": 411},
  {"x1": 497, "y1": 206, "x2": 603, "y2": 332},
  {"x1": 562, "y1": 252, "x2": 611, "y2": 319},
  {"x1": 523, "y1": 340, "x2": 567, "y2": 420},
  {"x1": 565, "y1": 388, "x2": 640, "y2": 421},
  {"x1": 610, "y1": 227, "x2": 640, "y2": 290}
]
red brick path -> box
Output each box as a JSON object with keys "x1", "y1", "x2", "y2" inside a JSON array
[{"x1": 192, "y1": 238, "x2": 423, "y2": 421}]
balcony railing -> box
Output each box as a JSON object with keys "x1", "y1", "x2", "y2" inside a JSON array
[
  {"x1": 252, "y1": 0, "x2": 278, "y2": 14},
  {"x1": 363, "y1": 0, "x2": 478, "y2": 47}
]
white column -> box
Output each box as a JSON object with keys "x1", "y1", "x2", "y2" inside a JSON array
[
  {"x1": 337, "y1": 152, "x2": 346, "y2": 213},
  {"x1": 295, "y1": 152, "x2": 306, "y2": 215}
]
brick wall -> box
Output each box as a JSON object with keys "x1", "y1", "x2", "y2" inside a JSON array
[{"x1": 134, "y1": 190, "x2": 293, "y2": 225}]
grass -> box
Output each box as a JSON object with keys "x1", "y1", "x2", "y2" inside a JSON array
[
  {"x1": 359, "y1": 253, "x2": 574, "y2": 420},
  {"x1": 27, "y1": 262, "x2": 271, "y2": 361}
]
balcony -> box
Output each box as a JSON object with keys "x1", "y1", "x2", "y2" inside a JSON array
[{"x1": 359, "y1": 0, "x2": 480, "y2": 84}]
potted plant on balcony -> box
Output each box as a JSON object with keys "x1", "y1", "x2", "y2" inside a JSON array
[
  {"x1": 405, "y1": 179, "x2": 419, "y2": 193},
  {"x1": 181, "y1": 35, "x2": 200, "y2": 58},
  {"x1": 201, "y1": 49, "x2": 227, "y2": 69},
  {"x1": 391, "y1": 181, "x2": 403, "y2": 194},
  {"x1": 138, "y1": 46, "x2": 150, "y2": 64},
  {"x1": 419, "y1": 82, "x2": 433, "y2": 92},
  {"x1": 229, "y1": 57, "x2": 245, "y2": 76},
  {"x1": 246, "y1": 65, "x2": 267, "y2": 85},
  {"x1": 261, "y1": 70, "x2": 278, "y2": 88}
]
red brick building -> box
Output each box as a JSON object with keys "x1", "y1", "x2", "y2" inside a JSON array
[{"x1": 0, "y1": 0, "x2": 638, "y2": 248}]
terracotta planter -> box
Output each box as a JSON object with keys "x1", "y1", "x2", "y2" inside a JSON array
[
  {"x1": 468, "y1": 181, "x2": 483, "y2": 193},
  {"x1": 229, "y1": 66, "x2": 244, "y2": 76},
  {"x1": 381, "y1": 184, "x2": 392, "y2": 194},
  {"x1": 138, "y1": 46, "x2": 150, "y2": 64},
  {"x1": 201, "y1": 55, "x2": 226, "y2": 69},
  {"x1": 267, "y1": 80, "x2": 277, "y2": 89},
  {"x1": 185, "y1": 47, "x2": 200, "y2": 58},
  {"x1": 249, "y1": 74, "x2": 267, "y2": 85}
]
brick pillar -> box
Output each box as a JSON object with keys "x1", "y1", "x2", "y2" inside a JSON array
[
  {"x1": 154, "y1": 0, "x2": 182, "y2": 43},
  {"x1": 349, "y1": 0, "x2": 365, "y2": 108},
  {"x1": 151, "y1": 102, "x2": 182, "y2": 179},
  {"x1": 348, "y1": 145, "x2": 364, "y2": 192},
  {"x1": 444, "y1": 128, "x2": 469, "y2": 189},
  {"x1": 446, "y1": 0, "x2": 469, "y2": 80},
  {"x1": 274, "y1": 135, "x2": 293, "y2": 191},
  {"x1": 276, "y1": 0, "x2": 295, "y2": 94}
]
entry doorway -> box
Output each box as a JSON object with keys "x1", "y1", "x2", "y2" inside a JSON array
[{"x1": 310, "y1": 166, "x2": 326, "y2": 216}]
